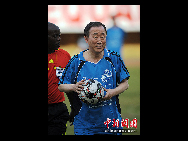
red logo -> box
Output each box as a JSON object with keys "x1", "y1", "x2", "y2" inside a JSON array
[
  {"x1": 104, "y1": 118, "x2": 137, "y2": 129},
  {"x1": 104, "y1": 118, "x2": 111, "y2": 129},
  {"x1": 130, "y1": 118, "x2": 137, "y2": 128}
]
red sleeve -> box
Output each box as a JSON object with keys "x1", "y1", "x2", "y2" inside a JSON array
[{"x1": 57, "y1": 49, "x2": 71, "y2": 68}]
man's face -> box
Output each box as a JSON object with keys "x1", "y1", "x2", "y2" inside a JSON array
[
  {"x1": 84, "y1": 26, "x2": 106, "y2": 53},
  {"x1": 48, "y1": 29, "x2": 61, "y2": 54}
]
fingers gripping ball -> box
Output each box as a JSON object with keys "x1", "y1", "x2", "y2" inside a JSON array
[{"x1": 78, "y1": 79, "x2": 105, "y2": 104}]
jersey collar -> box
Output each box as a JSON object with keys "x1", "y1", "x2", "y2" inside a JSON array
[{"x1": 79, "y1": 48, "x2": 110, "y2": 61}]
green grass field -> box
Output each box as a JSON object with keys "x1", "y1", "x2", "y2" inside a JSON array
[{"x1": 61, "y1": 44, "x2": 140, "y2": 135}]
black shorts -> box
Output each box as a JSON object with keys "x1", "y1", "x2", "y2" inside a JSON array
[{"x1": 48, "y1": 102, "x2": 69, "y2": 135}]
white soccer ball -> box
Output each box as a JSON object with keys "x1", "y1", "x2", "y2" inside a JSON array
[{"x1": 78, "y1": 79, "x2": 105, "y2": 104}]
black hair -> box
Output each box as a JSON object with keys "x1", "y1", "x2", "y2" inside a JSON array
[
  {"x1": 48, "y1": 22, "x2": 59, "y2": 31},
  {"x1": 84, "y1": 22, "x2": 107, "y2": 37}
]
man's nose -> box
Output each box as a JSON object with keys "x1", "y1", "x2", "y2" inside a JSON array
[{"x1": 97, "y1": 40, "x2": 102, "y2": 44}]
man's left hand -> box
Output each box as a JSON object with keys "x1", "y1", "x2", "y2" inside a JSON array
[{"x1": 102, "y1": 88, "x2": 115, "y2": 100}]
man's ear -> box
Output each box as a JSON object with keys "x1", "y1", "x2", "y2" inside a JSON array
[{"x1": 84, "y1": 36, "x2": 88, "y2": 44}]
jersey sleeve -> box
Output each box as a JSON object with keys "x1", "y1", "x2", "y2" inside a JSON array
[
  {"x1": 110, "y1": 52, "x2": 130, "y2": 84},
  {"x1": 117, "y1": 56, "x2": 130, "y2": 83},
  {"x1": 56, "y1": 49, "x2": 71, "y2": 79},
  {"x1": 58, "y1": 55, "x2": 78, "y2": 85}
]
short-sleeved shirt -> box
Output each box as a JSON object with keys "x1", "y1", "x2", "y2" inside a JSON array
[
  {"x1": 48, "y1": 48, "x2": 71, "y2": 104},
  {"x1": 106, "y1": 26, "x2": 126, "y2": 55},
  {"x1": 59, "y1": 48, "x2": 130, "y2": 135}
]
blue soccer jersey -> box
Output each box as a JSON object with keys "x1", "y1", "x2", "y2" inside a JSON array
[
  {"x1": 59, "y1": 48, "x2": 130, "y2": 135},
  {"x1": 106, "y1": 27, "x2": 126, "y2": 55}
]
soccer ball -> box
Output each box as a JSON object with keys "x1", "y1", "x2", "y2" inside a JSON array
[{"x1": 78, "y1": 79, "x2": 105, "y2": 104}]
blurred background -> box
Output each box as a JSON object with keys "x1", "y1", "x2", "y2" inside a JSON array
[{"x1": 48, "y1": 5, "x2": 140, "y2": 135}]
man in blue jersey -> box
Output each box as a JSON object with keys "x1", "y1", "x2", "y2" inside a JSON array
[
  {"x1": 58, "y1": 22, "x2": 130, "y2": 135},
  {"x1": 106, "y1": 16, "x2": 127, "y2": 56}
]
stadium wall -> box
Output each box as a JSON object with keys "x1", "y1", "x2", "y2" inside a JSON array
[{"x1": 60, "y1": 32, "x2": 140, "y2": 45}]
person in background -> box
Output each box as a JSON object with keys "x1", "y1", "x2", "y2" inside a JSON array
[
  {"x1": 77, "y1": 36, "x2": 89, "y2": 51},
  {"x1": 106, "y1": 16, "x2": 127, "y2": 56},
  {"x1": 48, "y1": 22, "x2": 71, "y2": 135}
]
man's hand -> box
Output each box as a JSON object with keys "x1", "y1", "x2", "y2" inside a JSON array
[
  {"x1": 73, "y1": 79, "x2": 85, "y2": 94},
  {"x1": 58, "y1": 79, "x2": 85, "y2": 93},
  {"x1": 102, "y1": 79, "x2": 129, "y2": 100},
  {"x1": 102, "y1": 88, "x2": 115, "y2": 100}
]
